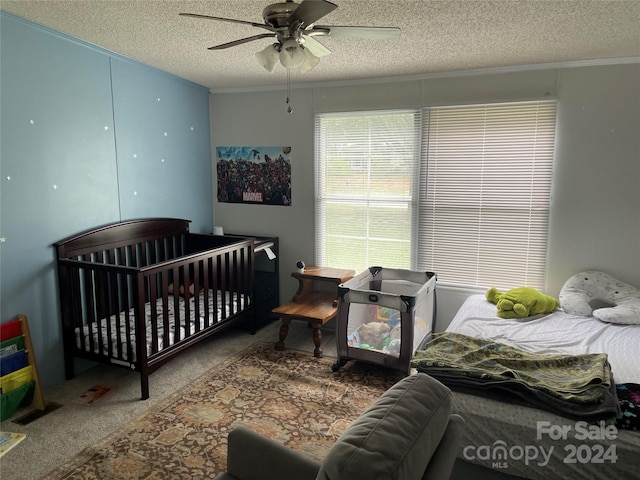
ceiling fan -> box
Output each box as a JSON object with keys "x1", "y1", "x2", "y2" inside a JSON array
[{"x1": 180, "y1": 0, "x2": 401, "y2": 74}]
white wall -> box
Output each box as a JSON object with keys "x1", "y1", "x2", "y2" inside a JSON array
[
  {"x1": 211, "y1": 63, "x2": 640, "y2": 329},
  {"x1": 210, "y1": 89, "x2": 317, "y2": 303},
  {"x1": 547, "y1": 65, "x2": 640, "y2": 296}
]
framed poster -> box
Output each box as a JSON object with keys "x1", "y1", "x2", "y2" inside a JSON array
[{"x1": 216, "y1": 146, "x2": 292, "y2": 206}]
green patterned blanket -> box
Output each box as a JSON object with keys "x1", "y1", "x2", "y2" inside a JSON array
[{"x1": 412, "y1": 332, "x2": 619, "y2": 419}]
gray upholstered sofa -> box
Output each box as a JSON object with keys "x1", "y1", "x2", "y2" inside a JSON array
[{"x1": 214, "y1": 372, "x2": 464, "y2": 480}]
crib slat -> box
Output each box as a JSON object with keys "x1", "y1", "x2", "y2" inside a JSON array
[
  {"x1": 171, "y1": 265, "x2": 182, "y2": 343},
  {"x1": 244, "y1": 244, "x2": 253, "y2": 310},
  {"x1": 202, "y1": 258, "x2": 211, "y2": 327},
  {"x1": 97, "y1": 265, "x2": 114, "y2": 361},
  {"x1": 192, "y1": 261, "x2": 201, "y2": 331},
  {"x1": 149, "y1": 272, "x2": 159, "y2": 354},
  {"x1": 104, "y1": 250, "x2": 123, "y2": 361},
  {"x1": 160, "y1": 271, "x2": 170, "y2": 350},
  {"x1": 118, "y1": 272, "x2": 131, "y2": 363},
  {"x1": 232, "y1": 249, "x2": 240, "y2": 316},
  {"x1": 73, "y1": 260, "x2": 88, "y2": 356},
  {"x1": 114, "y1": 246, "x2": 130, "y2": 362},
  {"x1": 135, "y1": 273, "x2": 149, "y2": 393},
  {"x1": 240, "y1": 245, "x2": 248, "y2": 311},
  {"x1": 94, "y1": 251, "x2": 111, "y2": 360},
  {"x1": 146, "y1": 240, "x2": 154, "y2": 266},
  {"x1": 85, "y1": 254, "x2": 99, "y2": 357},
  {"x1": 182, "y1": 265, "x2": 191, "y2": 338},
  {"x1": 211, "y1": 255, "x2": 219, "y2": 320},
  {"x1": 222, "y1": 252, "x2": 229, "y2": 320},
  {"x1": 129, "y1": 244, "x2": 138, "y2": 268},
  {"x1": 139, "y1": 242, "x2": 147, "y2": 268}
]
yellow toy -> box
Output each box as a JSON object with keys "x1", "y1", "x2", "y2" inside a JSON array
[{"x1": 486, "y1": 286, "x2": 559, "y2": 319}]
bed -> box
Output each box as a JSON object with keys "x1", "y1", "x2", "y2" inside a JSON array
[
  {"x1": 418, "y1": 294, "x2": 640, "y2": 480},
  {"x1": 55, "y1": 218, "x2": 255, "y2": 400}
]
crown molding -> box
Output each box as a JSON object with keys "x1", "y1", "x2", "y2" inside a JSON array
[{"x1": 210, "y1": 57, "x2": 640, "y2": 94}]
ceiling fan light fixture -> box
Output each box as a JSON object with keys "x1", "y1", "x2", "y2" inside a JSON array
[
  {"x1": 298, "y1": 47, "x2": 320, "y2": 74},
  {"x1": 182, "y1": 0, "x2": 401, "y2": 74},
  {"x1": 255, "y1": 43, "x2": 280, "y2": 72},
  {"x1": 279, "y1": 39, "x2": 305, "y2": 69}
]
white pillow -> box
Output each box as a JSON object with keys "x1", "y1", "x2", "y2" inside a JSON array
[{"x1": 559, "y1": 271, "x2": 640, "y2": 325}]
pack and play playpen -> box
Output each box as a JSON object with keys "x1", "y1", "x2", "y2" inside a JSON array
[{"x1": 332, "y1": 267, "x2": 436, "y2": 374}]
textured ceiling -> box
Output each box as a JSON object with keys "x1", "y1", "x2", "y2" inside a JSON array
[{"x1": 2, "y1": 0, "x2": 640, "y2": 91}]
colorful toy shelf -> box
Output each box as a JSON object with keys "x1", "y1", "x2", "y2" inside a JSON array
[{"x1": 0, "y1": 314, "x2": 46, "y2": 421}]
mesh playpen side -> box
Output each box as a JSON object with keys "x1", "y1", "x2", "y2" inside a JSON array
[
  {"x1": 55, "y1": 218, "x2": 254, "y2": 399},
  {"x1": 333, "y1": 267, "x2": 436, "y2": 374}
]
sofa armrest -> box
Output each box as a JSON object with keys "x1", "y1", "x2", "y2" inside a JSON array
[
  {"x1": 423, "y1": 413, "x2": 465, "y2": 480},
  {"x1": 219, "y1": 426, "x2": 321, "y2": 480}
]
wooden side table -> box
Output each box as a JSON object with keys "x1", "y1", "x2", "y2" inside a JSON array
[{"x1": 272, "y1": 266, "x2": 355, "y2": 357}]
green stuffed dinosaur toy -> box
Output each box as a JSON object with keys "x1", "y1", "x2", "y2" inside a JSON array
[{"x1": 486, "y1": 286, "x2": 559, "y2": 319}]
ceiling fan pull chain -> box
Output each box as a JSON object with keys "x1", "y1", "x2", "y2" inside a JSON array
[{"x1": 286, "y1": 69, "x2": 293, "y2": 113}]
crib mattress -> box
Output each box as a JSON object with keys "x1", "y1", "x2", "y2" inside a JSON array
[
  {"x1": 445, "y1": 294, "x2": 640, "y2": 479},
  {"x1": 75, "y1": 290, "x2": 247, "y2": 361}
]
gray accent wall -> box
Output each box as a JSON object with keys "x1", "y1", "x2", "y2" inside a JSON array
[
  {"x1": 0, "y1": 12, "x2": 212, "y2": 388},
  {"x1": 211, "y1": 64, "x2": 640, "y2": 329}
]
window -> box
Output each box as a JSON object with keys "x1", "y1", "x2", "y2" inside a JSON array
[
  {"x1": 315, "y1": 100, "x2": 556, "y2": 290},
  {"x1": 315, "y1": 110, "x2": 421, "y2": 273}
]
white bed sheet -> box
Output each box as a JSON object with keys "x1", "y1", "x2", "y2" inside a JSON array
[
  {"x1": 447, "y1": 294, "x2": 640, "y2": 384},
  {"x1": 444, "y1": 294, "x2": 640, "y2": 480},
  {"x1": 76, "y1": 290, "x2": 247, "y2": 362}
]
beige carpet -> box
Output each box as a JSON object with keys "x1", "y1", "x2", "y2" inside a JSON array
[{"x1": 40, "y1": 341, "x2": 404, "y2": 479}]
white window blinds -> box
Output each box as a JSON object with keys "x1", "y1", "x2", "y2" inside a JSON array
[
  {"x1": 417, "y1": 100, "x2": 557, "y2": 290},
  {"x1": 315, "y1": 110, "x2": 421, "y2": 273}
]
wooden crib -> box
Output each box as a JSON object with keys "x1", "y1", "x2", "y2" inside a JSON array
[{"x1": 55, "y1": 218, "x2": 255, "y2": 399}]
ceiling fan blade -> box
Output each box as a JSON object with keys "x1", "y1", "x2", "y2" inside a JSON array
[
  {"x1": 208, "y1": 33, "x2": 276, "y2": 50},
  {"x1": 301, "y1": 35, "x2": 331, "y2": 57},
  {"x1": 311, "y1": 25, "x2": 401, "y2": 40},
  {"x1": 179, "y1": 13, "x2": 276, "y2": 33},
  {"x1": 289, "y1": 0, "x2": 338, "y2": 28}
]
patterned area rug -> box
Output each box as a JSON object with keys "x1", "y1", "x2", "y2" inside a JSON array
[{"x1": 42, "y1": 342, "x2": 404, "y2": 479}]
